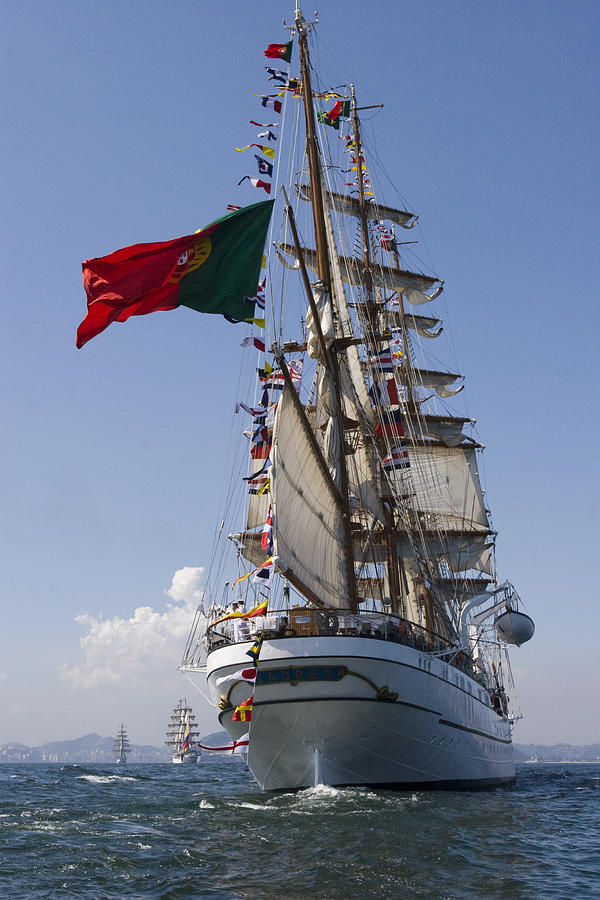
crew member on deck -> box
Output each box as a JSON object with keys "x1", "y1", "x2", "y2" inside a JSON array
[{"x1": 233, "y1": 601, "x2": 249, "y2": 642}]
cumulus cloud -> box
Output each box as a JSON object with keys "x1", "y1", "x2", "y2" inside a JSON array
[{"x1": 59, "y1": 566, "x2": 205, "y2": 689}]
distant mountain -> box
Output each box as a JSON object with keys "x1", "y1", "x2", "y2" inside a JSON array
[{"x1": 198, "y1": 730, "x2": 231, "y2": 753}]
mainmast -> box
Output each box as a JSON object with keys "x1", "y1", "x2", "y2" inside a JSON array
[
  {"x1": 350, "y1": 83, "x2": 373, "y2": 301},
  {"x1": 294, "y1": 7, "x2": 359, "y2": 611},
  {"x1": 349, "y1": 84, "x2": 404, "y2": 616}
]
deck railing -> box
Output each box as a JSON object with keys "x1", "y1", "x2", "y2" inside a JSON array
[{"x1": 206, "y1": 606, "x2": 489, "y2": 688}]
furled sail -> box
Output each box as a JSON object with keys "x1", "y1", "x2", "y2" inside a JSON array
[
  {"x1": 353, "y1": 309, "x2": 443, "y2": 339},
  {"x1": 402, "y1": 313, "x2": 443, "y2": 339},
  {"x1": 271, "y1": 383, "x2": 350, "y2": 608},
  {"x1": 275, "y1": 243, "x2": 439, "y2": 296},
  {"x1": 395, "y1": 366, "x2": 464, "y2": 397},
  {"x1": 297, "y1": 183, "x2": 418, "y2": 228},
  {"x1": 405, "y1": 414, "x2": 474, "y2": 448}
]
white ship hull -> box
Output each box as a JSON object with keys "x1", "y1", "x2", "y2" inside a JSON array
[
  {"x1": 206, "y1": 636, "x2": 514, "y2": 791},
  {"x1": 172, "y1": 751, "x2": 198, "y2": 765}
]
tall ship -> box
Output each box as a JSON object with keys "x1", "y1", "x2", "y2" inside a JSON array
[
  {"x1": 165, "y1": 699, "x2": 200, "y2": 764},
  {"x1": 180, "y1": 7, "x2": 534, "y2": 791},
  {"x1": 113, "y1": 724, "x2": 130, "y2": 764}
]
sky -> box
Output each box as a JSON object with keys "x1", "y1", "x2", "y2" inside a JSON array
[{"x1": 1, "y1": 0, "x2": 599, "y2": 749}]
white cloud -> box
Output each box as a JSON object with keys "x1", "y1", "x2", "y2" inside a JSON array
[
  {"x1": 165, "y1": 566, "x2": 205, "y2": 606},
  {"x1": 59, "y1": 567, "x2": 205, "y2": 689}
]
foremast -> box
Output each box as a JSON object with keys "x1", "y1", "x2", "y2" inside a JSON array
[{"x1": 286, "y1": 7, "x2": 358, "y2": 610}]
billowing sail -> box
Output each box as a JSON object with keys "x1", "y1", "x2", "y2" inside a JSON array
[
  {"x1": 271, "y1": 383, "x2": 350, "y2": 608},
  {"x1": 355, "y1": 531, "x2": 494, "y2": 577},
  {"x1": 401, "y1": 445, "x2": 490, "y2": 533}
]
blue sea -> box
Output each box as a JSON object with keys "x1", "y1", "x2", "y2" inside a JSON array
[{"x1": 1, "y1": 760, "x2": 598, "y2": 898}]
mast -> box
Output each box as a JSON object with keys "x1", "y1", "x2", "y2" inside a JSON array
[
  {"x1": 295, "y1": 8, "x2": 358, "y2": 611},
  {"x1": 350, "y1": 83, "x2": 373, "y2": 300},
  {"x1": 350, "y1": 84, "x2": 403, "y2": 616},
  {"x1": 297, "y1": 9, "x2": 330, "y2": 288}
]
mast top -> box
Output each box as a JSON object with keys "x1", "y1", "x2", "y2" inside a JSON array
[{"x1": 284, "y1": 8, "x2": 319, "y2": 37}]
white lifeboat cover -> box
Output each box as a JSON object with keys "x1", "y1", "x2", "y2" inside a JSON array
[{"x1": 495, "y1": 610, "x2": 535, "y2": 646}]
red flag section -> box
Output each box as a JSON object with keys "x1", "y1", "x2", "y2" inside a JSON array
[
  {"x1": 77, "y1": 232, "x2": 202, "y2": 348},
  {"x1": 76, "y1": 201, "x2": 274, "y2": 348}
]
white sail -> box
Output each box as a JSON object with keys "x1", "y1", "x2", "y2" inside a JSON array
[
  {"x1": 407, "y1": 314, "x2": 443, "y2": 339},
  {"x1": 298, "y1": 183, "x2": 418, "y2": 228},
  {"x1": 395, "y1": 533, "x2": 494, "y2": 575},
  {"x1": 305, "y1": 284, "x2": 335, "y2": 360},
  {"x1": 402, "y1": 445, "x2": 490, "y2": 532},
  {"x1": 405, "y1": 414, "x2": 473, "y2": 447},
  {"x1": 325, "y1": 202, "x2": 376, "y2": 427},
  {"x1": 394, "y1": 366, "x2": 464, "y2": 395},
  {"x1": 245, "y1": 458, "x2": 271, "y2": 530},
  {"x1": 275, "y1": 243, "x2": 439, "y2": 295},
  {"x1": 271, "y1": 383, "x2": 349, "y2": 608},
  {"x1": 355, "y1": 531, "x2": 494, "y2": 577}
]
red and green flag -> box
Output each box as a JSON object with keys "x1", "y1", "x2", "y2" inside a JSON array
[
  {"x1": 264, "y1": 40, "x2": 293, "y2": 63},
  {"x1": 76, "y1": 200, "x2": 274, "y2": 348},
  {"x1": 317, "y1": 99, "x2": 350, "y2": 130}
]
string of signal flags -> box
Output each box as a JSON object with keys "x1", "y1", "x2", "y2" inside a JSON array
[{"x1": 232, "y1": 39, "x2": 351, "y2": 203}]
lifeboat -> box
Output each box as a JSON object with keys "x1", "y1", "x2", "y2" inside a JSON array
[{"x1": 495, "y1": 610, "x2": 535, "y2": 646}]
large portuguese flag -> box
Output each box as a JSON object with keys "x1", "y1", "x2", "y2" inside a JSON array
[{"x1": 76, "y1": 200, "x2": 274, "y2": 348}]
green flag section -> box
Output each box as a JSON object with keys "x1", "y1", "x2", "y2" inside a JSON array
[{"x1": 76, "y1": 200, "x2": 275, "y2": 348}]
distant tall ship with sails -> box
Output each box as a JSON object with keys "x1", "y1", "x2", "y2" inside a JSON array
[
  {"x1": 165, "y1": 699, "x2": 200, "y2": 764},
  {"x1": 113, "y1": 724, "x2": 130, "y2": 764}
]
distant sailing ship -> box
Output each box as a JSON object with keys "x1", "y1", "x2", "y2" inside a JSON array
[
  {"x1": 165, "y1": 699, "x2": 200, "y2": 764},
  {"x1": 113, "y1": 723, "x2": 130, "y2": 764}
]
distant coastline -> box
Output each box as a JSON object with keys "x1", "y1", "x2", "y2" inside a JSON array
[{"x1": 1, "y1": 735, "x2": 599, "y2": 765}]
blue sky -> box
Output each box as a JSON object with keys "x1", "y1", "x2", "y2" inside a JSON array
[{"x1": 1, "y1": 0, "x2": 599, "y2": 747}]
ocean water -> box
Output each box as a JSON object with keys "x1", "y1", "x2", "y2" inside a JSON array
[{"x1": 0, "y1": 761, "x2": 598, "y2": 899}]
